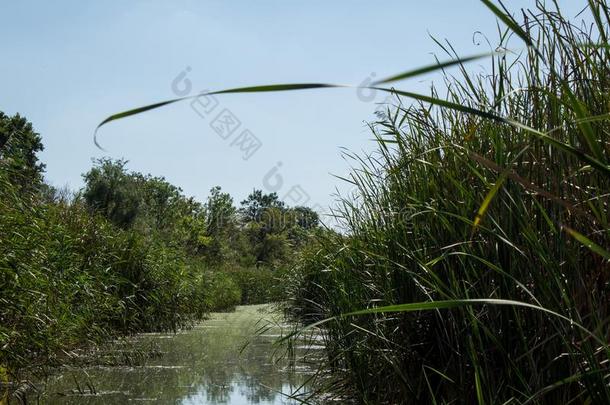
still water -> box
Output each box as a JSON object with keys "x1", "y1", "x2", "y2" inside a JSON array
[{"x1": 34, "y1": 305, "x2": 323, "y2": 404}]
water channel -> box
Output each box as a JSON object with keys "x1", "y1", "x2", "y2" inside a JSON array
[{"x1": 31, "y1": 304, "x2": 323, "y2": 404}]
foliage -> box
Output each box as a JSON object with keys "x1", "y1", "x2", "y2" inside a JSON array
[
  {"x1": 82, "y1": 158, "x2": 141, "y2": 228},
  {"x1": 228, "y1": 266, "x2": 289, "y2": 305},
  {"x1": 239, "y1": 189, "x2": 284, "y2": 223},
  {"x1": 0, "y1": 172, "x2": 211, "y2": 375},
  {"x1": 82, "y1": 159, "x2": 208, "y2": 251},
  {"x1": 289, "y1": 2, "x2": 610, "y2": 404},
  {"x1": 239, "y1": 190, "x2": 320, "y2": 266},
  {"x1": 201, "y1": 270, "x2": 242, "y2": 312},
  {"x1": 202, "y1": 186, "x2": 238, "y2": 262},
  {"x1": 0, "y1": 125, "x2": 320, "y2": 381},
  {"x1": 0, "y1": 112, "x2": 44, "y2": 191}
]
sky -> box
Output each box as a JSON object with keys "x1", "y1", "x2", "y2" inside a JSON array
[{"x1": 0, "y1": 1, "x2": 586, "y2": 216}]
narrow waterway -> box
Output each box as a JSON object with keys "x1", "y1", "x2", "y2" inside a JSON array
[{"x1": 32, "y1": 304, "x2": 323, "y2": 404}]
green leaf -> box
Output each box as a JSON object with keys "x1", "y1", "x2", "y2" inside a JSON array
[
  {"x1": 93, "y1": 76, "x2": 610, "y2": 180},
  {"x1": 280, "y1": 298, "x2": 606, "y2": 349},
  {"x1": 480, "y1": 0, "x2": 534, "y2": 47},
  {"x1": 94, "y1": 83, "x2": 343, "y2": 148},
  {"x1": 372, "y1": 52, "x2": 498, "y2": 85},
  {"x1": 374, "y1": 87, "x2": 610, "y2": 177},
  {"x1": 564, "y1": 226, "x2": 610, "y2": 260},
  {"x1": 94, "y1": 98, "x2": 185, "y2": 149},
  {"x1": 473, "y1": 173, "x2": 507, "y2": 229},
  {"x1": 562, "y1": 85, "x2": 605, "y2": 162},
  {"x1": 212, "y1": 83, "x2": 341, "y2": 94}
]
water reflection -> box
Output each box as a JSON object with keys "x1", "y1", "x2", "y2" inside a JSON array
[{"x1": 34, "y1": 305, "x2": 322, "y2": 404}]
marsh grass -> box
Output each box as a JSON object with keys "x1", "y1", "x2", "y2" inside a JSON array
[
  {"x1": 286, "y1": 2, "x2": 610, "y2": 403},
  {"x1": 0, "y1": 171, "x2": 213, "y2": 381}
]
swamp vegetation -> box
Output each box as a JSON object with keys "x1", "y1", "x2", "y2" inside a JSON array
[
  {"x1": 2, "y1": 1, "x2": 610, "y2": 404},
  {"x1": 0, "y1": 113, "x2": 319, "y2": 390},
  {"x1": 286, "y1": 2, "x2": 610, "y2": 403}
]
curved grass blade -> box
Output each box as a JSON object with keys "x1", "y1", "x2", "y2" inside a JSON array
[
  {"x1": 522, "y1": 369, "x2": 609, "y2": 405},
  {"x1": 466, "y1": 150, "x2": 594, "y2": 220},
  {"x1": 375, "y1": 87, "x2": 610, "y2": 176},
  {"x1": 473, "y1": 173, "x2": 507, "y2": 229},
  {"x1": 504, "y1": 118, "x2": 610, "y2": 177},
  {"x1": 211, "y1": 83, "x2": 341, "y2": 95},
  {"x1": 564, "y1": 226, "x2": 610, "y2": 260},
  {"x1": 480, "y1": 0, "x2": 534, "y2": 47},
  {"x1": 472, "y1": 146, "x2": 529, "y2": 232},
  {"x1": 94, "y1": 98, "x2": 187, "y2": 149},
  {"x1": 372, "y1": 52, "x2": 499, "y2": 85},
  {"x1": 94, "y1": 83, "x2": 344, "y2": 148},
  {"x1": 375, "y1": 87, "x2": 504, "y2": 122},
  {"x1": 94, "y1": 51, "x2": 503, "y2": 145},
  {"x1": 279, "y1": 298, "x2": 607, "y2": 349},
  {"x1": 94, "y1": 80, "x2": 610, "y2": 178}
]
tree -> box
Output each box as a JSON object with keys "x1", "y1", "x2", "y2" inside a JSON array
[
  {"x1": 0, "y1": 112, "x2": 45, "y2": 190},
  {"x1": 82, "y1": 159, "x2": 141, "y2": 229},
  {"x1": 136, "y1": 174, "x2": 207, "y2": 253},
  {"x1": 205, "y1": 186, "x2": 236, "y2": 237},
  {"x1": 202, "y1": 186, "x2": 238, "y2": 262},
  {"x1": 82, "y1": 159, "x2": 208, "y2": 252},
  {"x1": 290, "y1": 206, "x2": 319, "y2": 230},
  {"x1": 239, "y1": 189, "x2": 284, "y2": 223},
  {"x1": 284, "y1": 206, "x2": 320, "y2": 247},
  {"x1": 135, "y1": 173, "x2": 183, "y2": 231}
]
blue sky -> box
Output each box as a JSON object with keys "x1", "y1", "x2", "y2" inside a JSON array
[{"x1": 0, "y1": 1, "x2": 585, "y2": 214}]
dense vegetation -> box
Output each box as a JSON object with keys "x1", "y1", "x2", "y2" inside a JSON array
[
  {"x1": 4, "y1": 1, "x2": 610, "y2": 403},
  {"x1": 0, "y1": 114, "x2": 318, "y2": 379},
  {"x1": 288, "y1": 2, "x2": 610, "y2": 404}
]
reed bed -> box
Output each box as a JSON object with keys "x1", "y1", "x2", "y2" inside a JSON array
[{"x1": 288, "y1": 2, "x2": 610, "y2": 403}]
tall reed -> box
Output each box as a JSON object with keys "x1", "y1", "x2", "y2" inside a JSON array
[
  {"x1": 289, "y1": 2, "x2": 610, "y2": 403},
  {"x1": 0, "y1": 172, "x2": 213, "y2": 377}
]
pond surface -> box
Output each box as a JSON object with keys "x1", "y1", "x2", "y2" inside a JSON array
[{"x1": 33, "y1": 305, "x2": 324, "y2": 404}]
